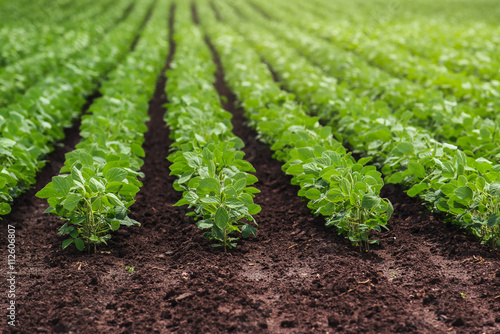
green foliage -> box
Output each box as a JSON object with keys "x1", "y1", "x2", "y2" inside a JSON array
[
  {"x1": 165, "y1": 3, "x2": 260, "y2": 251},
  {"x1": 35, "y1": 0, "x2": 169, "y2": 252},
  {"x1": 216, "y1": 0, "x2": 500, "y2": 248},
  {"x1": 0, "y1": 0, "x2": 152, "y2": 219},
  {"x1": 37, "y1": 159, "x2": 140, "y2": 252},
  {"x1": 201, "y1": 3, "x2": 392, "y2": 250}
]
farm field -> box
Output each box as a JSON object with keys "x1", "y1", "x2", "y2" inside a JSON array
[{"x1": 1, "y1": 0, "x2": 499, "y2": 333}]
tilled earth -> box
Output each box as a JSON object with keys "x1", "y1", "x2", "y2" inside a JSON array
[{"x1": 1, "y1": 9, "x2": 500, "y2": 334}]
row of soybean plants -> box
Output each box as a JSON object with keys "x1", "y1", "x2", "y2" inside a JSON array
[
  {"x1": 0, "y1": 0, "x2": 152, "y2": 218},
  {"x1": 214, "y1": 0, "x2": 500, "y2": 247},
  {"x1": 304, "y1": 0, "x2": 500, "y2": 82},
  {"x1": 164, "y1": 1, "x2": 260, "y2": 252},
  {"x1": 0, "y1": 0, "x2": 116, "y2": 69},
  {"x1": 198, "y1": 0, "x2": 393, "y2": 251},
  {"x1": 248, "y1": 0, "x2": 500, "y2": 163},
  {"x1": 0, "y1": 0, "x2": 97, "y2": 29},
  {"x1": 35, "y1": 0, "x2": 170, "y2": 253},
  {"x1": 0, "y1": 0, "x2": 132, "y2": 108},
  {"x1": 279, "y1": 0, "x2": 499, "y2": 114}
]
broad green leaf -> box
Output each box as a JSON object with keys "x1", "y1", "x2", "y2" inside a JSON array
[
  {"x1": 233, "y1": 178, "x2": 246, "y2": 193},
  {"x1": 106, "y1": 193, "x2": 124, "y2": 207},
  {"x1": 74, "y1": 238, "x2": 85, "y2": 251},
  {"x1": 248, "y1": 204, "x2": 261, "y2": 215},
  {"x1": 392, "y1": 142, "x2": 414, "y2": 156},
  {"x1": 174, "y1": 198, "x2": 189, "y2": 207},
  {"x1": 115, "y1": 206, "x2": 127, "y2": 220},
  {"x1": 35, "y1": 184, "x2": 60, "y2": 199},
  {"x1": 214, "y1": 206, "x2": 229, "y2": 229},
  {"x1": 90, "y1": 178, "x2": 105, "y2": 193},
  {"x1": 224, "y1": 198, "x2": 244, "y2": 208},
  {"x1": 200, "y1": 196, "x2": 221, "y2": 204},
  {"x1": 407, "y1": 183, "x2": 429, "y2": 197},
  {"x1": 184, "y1": 191, "x2": 199, "y2": 205},
  {"x1": 74, "y1": 149, "x2": 94, "y2": 166},
  {"x1": 106, "y1": 168, "x2": 127, "y2": 183},
  {"x1": 486, "y1": 214, "x2": 500, "y2": 227},
  {"x1": 62, "y1": 239, "x2": 74, "y2": 250},
  {"x1": 408, "y1": 161, "x2": 426, "y2": 179},
  {"x1": 489, "y1": 182, "x2": 500, "y2": 197},
  {"x1": 454, "y1": 186, "x2": 473, "y2": 200},
  {"x1": 361, "y1": 194, "x2": 381, "y2": 209},
  {"x1": 198, "y1": 177, "x2": 221, "y2": 194},
  {"x1": 72, "y1": 166, "x2": 85, "y2": 185},
  {"x1": 53, "y1": 175, "x2": 72, "y2": 196},
  {"x1": 63, "y1": 193, "x2": 82, "y2": 211},
  {"x1": 0, "y1": 203, "x2": 11, "y2": 215},
  {"x1": 305, "y1": 188, "x2": 321, "y2": 200},
  {"x1": 242, "y1": 224, "x2": 257, "y2": 238},
  {"x1": 286, "y1": 164, "x2": 303, "y2": 175},
  {"x1": 110, "y1": 220, "x2": 120, "y2": 231}
]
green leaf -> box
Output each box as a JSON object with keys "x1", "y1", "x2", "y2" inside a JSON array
[
  {"x1": 407, "y1": 183, "x2": 429, "y2": 197},
  {"x1": 408, "y1": 161, "x2": 426, "y2": 179},
  {"x1": 286, "y1": 164, "x2": 303, "y2": 175},
  {"x1": 454, "y1": 186, "x2": 473, "y2": 200},
  {"x1": 62, "y1": 238, "x2": 74, "y2": 250},
  {"x1": 74, "y1": 238, "x2": 85, "y2": 251},
  {"x1": 90, "y1": 178, "x2": 105, "y2": 193},
  {"x1": 63, "y1": 193, "x2": 82, "y2": 211},
  {"x1": 248, "y1": 204, "x2": 261, "y2": 215},
  {"x1": 357, "y1": 157, "x2": 373, "y2": 166},
  {"x1": 198, "y1": 177, "x2": 221, "y2": 194},
  {"x1": 392, "y1": 142, "x2": 414, "y2": 156},
  {"x1": 224, "y1": 198, "x2": 244, "y2": 208},
  {"x1": 361, "y1": 194, "x2": 381, "y2": 209},
  {"x1": 233, "y1": 178, "x2": 246, "y2": 193},
  {"x1": 486, "y1": 214, "x2": 500, "y2": 227},
  {"x1": 106, "y1": 168, "x2": 127, "y2": 183},
  {"x1": 200, "y1": 196, "x2": 221, "y2": 204},
  {"x1": 242, "y1": 224, "x2": 257, "y2": 238},
  {"x1": 106, "y1": 193, "x2": 124, "y2": 207},
  {"x1": 305, "y1": 188, "x2": 321, "y2": 200},
  {"x1": 489, "y1": 182, "x2": 500, "y2": 197},
  {"x1": 115, "y1": 206, "x2": 127, "y2": 220},
  {"x1": 214, "y1": 206, "x2": 229, "y2": 229},
  {"x1": 184, "y1": 191, "x2": 199, "y2": 205},
  {"x1": 35, "y1": 183, "x2": 60, "y2": 199},
  {"x1": 110, "y1": 220, "x2": 120, "y2": 231},
  {"x1": 0, "y1": 203, "x2": 11, "y2": 215},
  {"x1": 53, "y1": 175, "x2": 72, "y2": 196},
  {"x1": 72, "y1": 166, "x2": 85, "y2": 185},
  {"x1": 386, "y1": 200, "x2": 394, "y2": 219},
  {"x1": 74, "y1": 149, "x2": 94, "y2": 166}
]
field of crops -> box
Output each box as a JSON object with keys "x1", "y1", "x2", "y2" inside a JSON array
[{"x1": 1, "y1": 0, "x2": 499, "y2": 332}]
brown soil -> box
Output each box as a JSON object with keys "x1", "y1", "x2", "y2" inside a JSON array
[{"x1": 1, "y1": 6, "x2": 499, "y2": 334}]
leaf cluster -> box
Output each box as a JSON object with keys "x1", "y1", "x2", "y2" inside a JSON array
[
  {"x1": 164, "y1": 3, "x2": 260, "y2": 251},
  {"x1": 35, "y1": 0, "x2": 169, "y2": 252}
]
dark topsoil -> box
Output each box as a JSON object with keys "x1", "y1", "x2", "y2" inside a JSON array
[{"x1": 1, "y1": 8, "x2": 500, "y2": 334}]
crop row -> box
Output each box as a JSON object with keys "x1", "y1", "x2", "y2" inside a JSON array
[
  {"x1": 0, "y1": 0, "x2": 152, "y2": 217},
  {"x1": 306, "y1": 0, "x2": 500, "y2": 77},
  {"x1": 165, "y1": 1, "x2": 260, "y2": 251},
  {"x1": 274, "y1": 0, "x2": 499, "y2": 115},
  {"x1": 0, "y1": 0, "x2": 116, "y2": 67},
  {"x1": 199, "y1": 1, "x2": 393, "y2": 250},
  {"x1": 0, "y1": 0, "x2": 133, "y2": 109},
  {"x1": 213, "y1": 0, "x2": 500, "y2": 247},
  {"x1": 247, "y1": 0, "x2": 500, "y2": 164},
  {"x1": 36, "y1": 0, "x2": 170, "y2": 252}
]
